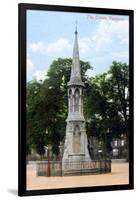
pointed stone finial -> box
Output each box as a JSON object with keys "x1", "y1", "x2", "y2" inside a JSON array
[
  {"x1": 75, "y1": 21, "x2": 78, "y2": 35},
  {"x1": 67, "y1": 23, "x2": 84, "y2": 87}
]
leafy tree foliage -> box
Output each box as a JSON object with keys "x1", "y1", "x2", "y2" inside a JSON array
[
  {"x1": 85, "y1": 61, "x2": 129, "y2": 157},
  {"x1": 26, "y1": 58, "x2": 92, "y2": 159},
  {"x1": 27, "y1": 59, "x2": 129, "y2": 160}
]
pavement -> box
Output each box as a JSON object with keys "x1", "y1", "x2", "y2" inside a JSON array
[{"x1": 27, "y1": 162, "x2": 129, "y2": 190}]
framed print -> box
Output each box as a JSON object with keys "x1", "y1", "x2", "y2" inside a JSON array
[{"x1": 18, "y1": 3, "x2": 134, "y2": 196}]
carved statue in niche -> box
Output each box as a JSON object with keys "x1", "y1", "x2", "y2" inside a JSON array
[
  {"x1": 70, "y1": 96, "x2": 73, "y2": 112},
  {"x1": 73, "y1": 125, "x2": 81, "y2": 153}
]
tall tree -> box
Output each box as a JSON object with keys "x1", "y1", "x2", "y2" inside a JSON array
[
  {"x1": 85, "y1": 61, "x2": 129, "y2": 159},
  {"x1": 27, "y1": 58, "x2": 92, "y2": 159}
]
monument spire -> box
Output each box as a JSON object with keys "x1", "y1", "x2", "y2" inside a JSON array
[
  {"x1": 62, "y1": 26, "x2": 91, "y2": 175},
  {"x1": 68, "y1": 25, "x2": 84, "y2": 87}
]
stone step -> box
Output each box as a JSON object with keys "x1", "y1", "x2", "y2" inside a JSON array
[{"x1": 62, "y1": 168, "x2": 100, "y2": 176}]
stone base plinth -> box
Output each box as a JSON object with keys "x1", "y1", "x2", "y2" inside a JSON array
[
  {"x1": 62, "y1": 168, "x2": 99, "y2": 176},
  {"x1": 62, "y1": 160, "x2": 111, "y2": 176},
  {"x1": 36, "y1": 160, "x2": 111, "y2": 177}
]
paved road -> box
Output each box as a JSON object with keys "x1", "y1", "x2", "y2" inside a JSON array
[{"x1": 27, "y1": 163, "x2": 129, "y2": 190}]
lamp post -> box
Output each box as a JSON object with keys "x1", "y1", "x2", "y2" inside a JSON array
[
  {"x1": 98, "y1": 149, "x2": 103, "y2": 160},
  {"x1": 105, "y1": 128, "x2": 110, "y2": 159},
  {"x1": 47, "y1": 144, "x2": 51, "y2": 177},
  {"x1": 45, "y1": 129, "x2": 51, "y2": 177},
  {"x1": 104, "y1": 128, "x2": 109, "y2": 172},
  {"x1": 59, "y1": 142, "x2": 63, "y2": 160},
  {"x1": 59, "y1": 142, "x2": 63, "y2": 176}
]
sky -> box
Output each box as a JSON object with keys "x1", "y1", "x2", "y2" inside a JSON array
[{"x1": 27, "y1": 10, "x2": 129, "y2": 81}]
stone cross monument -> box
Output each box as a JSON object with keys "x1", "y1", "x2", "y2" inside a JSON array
[{"x1": 62, "y1": 27, "x2": 91, "y2": 173}]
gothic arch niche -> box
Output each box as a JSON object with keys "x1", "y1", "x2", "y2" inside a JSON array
[
  {"x1": 69, "y1": 88, "x2": 73, "y2": 112},
  {"x1": 74, "y1": 88, "x2": 79, "y2": 112},
  {"x1": 73, "y1": 124, "x2": 81, "y2": 153},
  {"x1": 69, "y1": 88, "x2": 72, "y2": 96}
]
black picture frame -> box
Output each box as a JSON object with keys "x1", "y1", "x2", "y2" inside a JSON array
[{"x1": 18, "y1": 3, "x2": 134, "y2": 196}]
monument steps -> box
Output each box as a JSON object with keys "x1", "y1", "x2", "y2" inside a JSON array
[{"x1": 62, "y1": 168, "x2": 100, "y2": 176}]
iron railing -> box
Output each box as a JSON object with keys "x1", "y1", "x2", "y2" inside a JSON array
[{"x1": 36, "y1": 159, "x2": 111, "y2": 177}]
